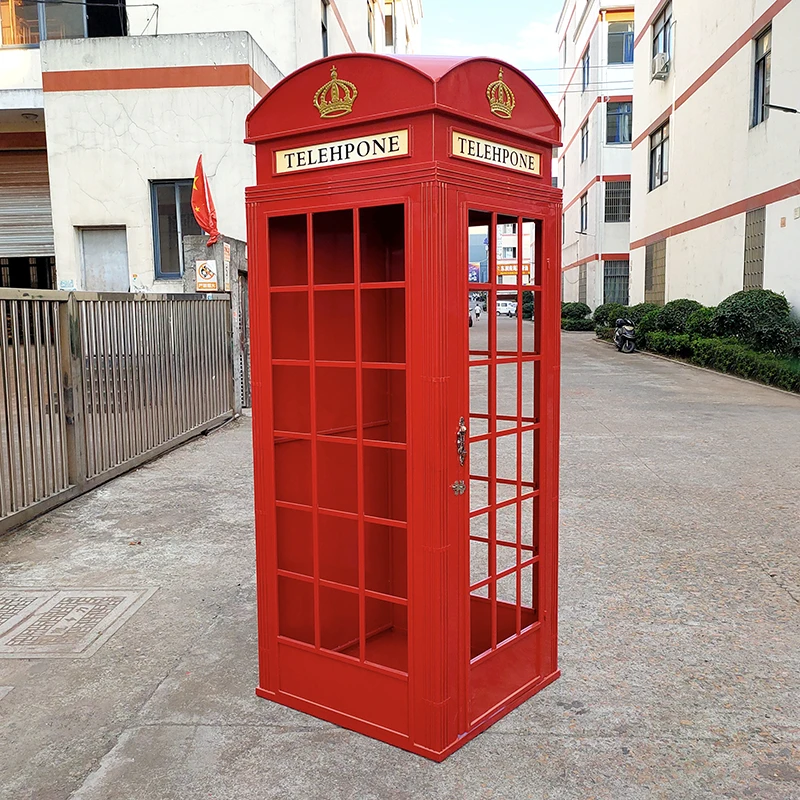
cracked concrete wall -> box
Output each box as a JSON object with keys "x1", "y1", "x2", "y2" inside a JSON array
[{"x1": 39, "y1": 33, "x2": 280, "y2": 292}]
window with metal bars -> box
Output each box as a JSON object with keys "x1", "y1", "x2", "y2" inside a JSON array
[
  {"x1": 752, "y1": 28, "x2": 771, "y2": 126},
  {"x1": 578, "y1": 264, "x2": 587, "y2": 304},
  {"x1": 580, "y1": 122, "x2": 589, "y2": 163},
  {"x1": 743, "y1": 207, "x2": 766, "y2": 290},
  {"x1": 321, "y1": 0, "x2": 329, "y2": 56},
  {"x1": 607, "y1": 101, "x2": 632, "y2": 144},
  {"x1": 608, "y1": 20, "x2": 634, "y2": 64},
  {"x1": 649, "y1": 120, "x2": 669, "y2": 190},
  {"x1": 645, "y1": 240, "x2": 666, "y2": 305},
  {"x1": 605, "y1": 180, "x2": 630, "y2": 222},
  {"x1": 604, "y1": 260, "x2": 629, "y2": 304},
  {"x1": 581, "y1": 47, "x2": 590, "y2": 91}
]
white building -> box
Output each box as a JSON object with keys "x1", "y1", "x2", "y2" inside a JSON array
[
  {"x1": 629, "y1": 0, "x2": 800, "y2": 310},
  {"x1": 0, "y1": 0, "x2": 422, "y2": 292},
  {"x1": 557, "y1": 0, "x2": 635, "y2": 309}
]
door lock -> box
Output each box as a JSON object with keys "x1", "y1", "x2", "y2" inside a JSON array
[{"x1": 451, "y1": 480, "x2": 466, "y2": 496}]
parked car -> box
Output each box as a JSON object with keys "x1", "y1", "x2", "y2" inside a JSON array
[{"x1": 496, "y1": 300, "x2": 517, "y2": 317}]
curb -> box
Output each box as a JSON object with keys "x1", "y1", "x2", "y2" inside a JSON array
[{"x1": 591, "y1": 336, "x2": 800, "y2": 399}]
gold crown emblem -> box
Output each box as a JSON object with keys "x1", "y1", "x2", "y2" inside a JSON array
[
  {"x1": 313, "y1": 65, "x2": 358, "y2": 119},
  {"x1": 486, "y1": 68, "x2": 515, "y2": 119}
]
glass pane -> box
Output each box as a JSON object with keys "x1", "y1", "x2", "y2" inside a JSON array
[
  {"x1": 44, "y1": 1, "x2": 84, "y2": 39},
  {"x1": 2, "y1": 0, "x2": 40, "y2": 45},
  {"x1": 178, "y1": 183, "x2": 202, "y2": 238},
  {"x1": 155, "y1": 184, "x2": 180, "y2": 276}
]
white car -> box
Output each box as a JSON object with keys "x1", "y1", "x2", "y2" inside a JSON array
[{"x1": 496, "y1": 300, "x2": 517, "y2": 317}]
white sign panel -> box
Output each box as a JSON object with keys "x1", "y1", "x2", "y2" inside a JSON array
[
  {"x1": 275, "y1": 129, "x2": 409, "y2": 174},
  {"x1": 196, "y1": 259, "x2": 218, "y2": 292},
  {"x1": 451, "y1": 131, "x2": 541, "y2": 176}
]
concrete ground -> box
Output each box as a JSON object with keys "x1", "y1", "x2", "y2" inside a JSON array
[{"x1": 1, "y1": 330, "x2": 798, "y2": 800}]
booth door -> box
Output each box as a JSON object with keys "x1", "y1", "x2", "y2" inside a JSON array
[
  {"x1": 267, "y1": 203, "x2": 410, "y2": 731},
  {"x1": 466, "y1": 208, "x2": 546, "y2": 722}
]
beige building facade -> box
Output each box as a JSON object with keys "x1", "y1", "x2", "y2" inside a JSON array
[{"x1": 0, "y1": 0, "x2": 422, "y2": 291}]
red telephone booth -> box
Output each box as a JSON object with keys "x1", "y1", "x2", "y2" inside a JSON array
[{"x1": 245, "y1": 54, "x2": 562, "y2": 761}]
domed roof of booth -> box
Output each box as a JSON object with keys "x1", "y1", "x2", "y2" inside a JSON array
[{"x1": 245, "y1": 54, "x2": 561, "y2": 146}]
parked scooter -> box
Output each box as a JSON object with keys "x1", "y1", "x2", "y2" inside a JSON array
[{"x1": 613, "y1": 318, "x2": 636, "y2": 353}]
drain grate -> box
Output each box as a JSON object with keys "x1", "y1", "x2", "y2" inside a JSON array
[{"x1": 0, "y1": 589, "x2": 156, "y2": 659}]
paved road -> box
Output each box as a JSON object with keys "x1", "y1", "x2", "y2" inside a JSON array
[{"x1": 0, "y1": 332, "x2": 798, "y2": 799}]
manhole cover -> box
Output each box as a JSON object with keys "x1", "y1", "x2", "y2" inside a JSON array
[{"x1": 0, "y1": 589, "x2": 156, "y2": 659}]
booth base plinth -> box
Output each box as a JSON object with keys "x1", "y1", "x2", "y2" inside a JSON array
[{"x1": 255, "y1": 668, "x2": 560, "y2": 761}]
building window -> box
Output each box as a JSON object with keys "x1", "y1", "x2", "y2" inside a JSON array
[
  {"x1": 743, "y1": 207, "x2": 766, "y2": 290},
  {"x1": 151, "y1": 181, "x2": 202, "y2": 280},
  {"x1": 580, "y1": 122, "x2": 589, "y2": 163},
  {"x1": 645, "y1": 240, "x2": 666, "y2": 305},
  {"x1": 649, "y1": 120, "x2": 670, "y2": 190},
  {"x1": 752, "y1": 28, "x2": 771, "y2": 126},
  {"x1": 0, "y1": 0, "x2": 126, "y2": 46},
  {"x1": 581, "y1": 47, "x2": 590, "y2": 91},
  {"x1": 605, "y1": 180, "x2": 631, "y2": 222},
  {"x1": 367, "y1": 0, "x2": 374, "y2": 47},
  {"x1": 604, "y1": 260, "x2": 629, "y2": 304},
  {"x1": 608, "y1": 21, "x2": 634, "y2": 64},
  {"x1": 321, "y1": 0, "x2": 329, "y2": 56},
  {"x1": 384, "y1": 1, "x2": 394, "y2": 48},
  {"x1": 578, "y1": 264, "x2": 587, "y2": 304},
  {"x1": 561, "y1": 156, "x2": 566, "y2": 189},
  {"x1": 652, "y1": 2, "x2": 672, "y2": 58},
  {"x1": 502, "y1": 247, "x2": 517, "y2": 259},
  {"x1": 552, "y1": 176, "x2": 559, "y2": 188},
  {"x1": 607, "y1": 101, "x2": 632, "y2": 143},
  {"x1": 579, "y1": 193, "x2": 588, "y2": 232}
]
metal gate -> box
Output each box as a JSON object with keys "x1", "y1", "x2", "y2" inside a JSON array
[{"x1": 238, "y1": 271, "x2": 251, "y2": 407}]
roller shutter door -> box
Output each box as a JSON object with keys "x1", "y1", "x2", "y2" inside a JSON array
[{"x1": 0, "y1": 150, "x2": 55, "y2": 258}]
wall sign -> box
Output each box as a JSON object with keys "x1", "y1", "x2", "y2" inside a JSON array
[
  {"x1": 275, "y1": 129, "x2": 409, "y2": 174},
  {"x1": 451, "y1": 131, "x2": 541, "y2": 176},
  {"x1": 196, "y1": 259, "x2": 218, "y2": 292}
]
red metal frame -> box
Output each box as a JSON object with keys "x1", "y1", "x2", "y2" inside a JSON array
[{"x1": 246, "y1": 54, "x2": 562, "y2": 761}]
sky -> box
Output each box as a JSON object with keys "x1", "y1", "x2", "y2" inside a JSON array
[{"x1": 420, "y1": 0, "x2": 564, "y2": 101}]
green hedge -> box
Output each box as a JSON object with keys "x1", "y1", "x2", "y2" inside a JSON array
[
  {"x1": 645, "y1": 333, "x2": 800, "y2": 392},
  {"x1": 656, "y1": 299, "x2": 703, "y2": 334},
  {"x1": 561, "y1": 317, "x2": 596, "y2": 331},
  {"x1": 522, "y1": 290, "x2": 534, "y2": 321},
  {"x1": 593, "y1": 302, "x2": 626, "y2": 327},
  {"x1": 561, "y1": 302, "x2": 591, "y2": 320}
]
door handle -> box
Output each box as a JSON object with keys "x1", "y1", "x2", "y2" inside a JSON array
[{"x1": 456, "y1": 416, "x2": 467, "y2": 466}]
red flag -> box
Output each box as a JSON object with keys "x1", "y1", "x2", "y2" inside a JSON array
[{"x1": 191, "y1": 155, "x2": 220, "y2": 246}]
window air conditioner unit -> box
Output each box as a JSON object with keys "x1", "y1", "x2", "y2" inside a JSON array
[{"x1": 652, "y1": 52, "x2": 670, "y2": 80}]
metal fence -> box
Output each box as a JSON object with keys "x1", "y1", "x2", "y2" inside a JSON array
[{"x1": 0, "y1": 290, "x2": 234, "y2": 533}]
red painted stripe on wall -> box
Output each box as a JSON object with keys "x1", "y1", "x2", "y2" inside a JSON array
[
  {"x1": 562, "y1": 253, "x2": 599, "y2": 272},
  {"x1": 602, "y1": 174, "x2": 631, "y2": 183},
  {"x1": 558, "y1": 15, "x2": 602, "y2": 107},
  {"x1": 632, "y1": 0, "x2": 792, "y2": 149},
  {"x1": 633, "y1": 0, "x2": 669, "y2": 48},
  {"x1": 629, "y1": 178, "x2": 800, "y2": 250},
  {"x1": 564, "y1": 176, "x2": 601, "y2": 212},
  {"x1": 0, "y1": 132, "x2": 46, "y2": 149},
  {"x1": 43, "y1": 64, "x2": 270, "y2": 96},
  {"x1": 328, "y1": 0, "x2": 356, "y2": 52}
]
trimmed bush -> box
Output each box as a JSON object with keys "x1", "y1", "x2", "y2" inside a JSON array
[
  {"x1": 656, "y1": 299, "x2": 703, "y2": 334},
  {"x1": 593, "y1": 302, "x2": 627, "y2": 327},
  {"x1": 595, "y1": 325, "x2": 614, "y2": 341},
  {"x1": 645, "y1": 331, "x2": 693, "y2": 358},
  {"x1": 690, "y1": 337, "x2": 800, "y2": 392},
  {"x1": 627, "y1": 302, "x2": 660, "y2": 325},
  {"x1": 713, "y1": 289, "x2": 790, "y2": 349},
  {"x1": 561, "y1": 302, "x2": 591, "y2": 320},
  {"x1": 686, "y1": 306, "x2": 717, "y2": 338},
  {"x1": 637, "y1": 309, "x2": 660, "y2": 340},
  {"x1": 522, "y1": 290, "x2": 534, "y2": 321},
  {"x1": 561, "y1": 317, "x2": 596, "y2": 331}
]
